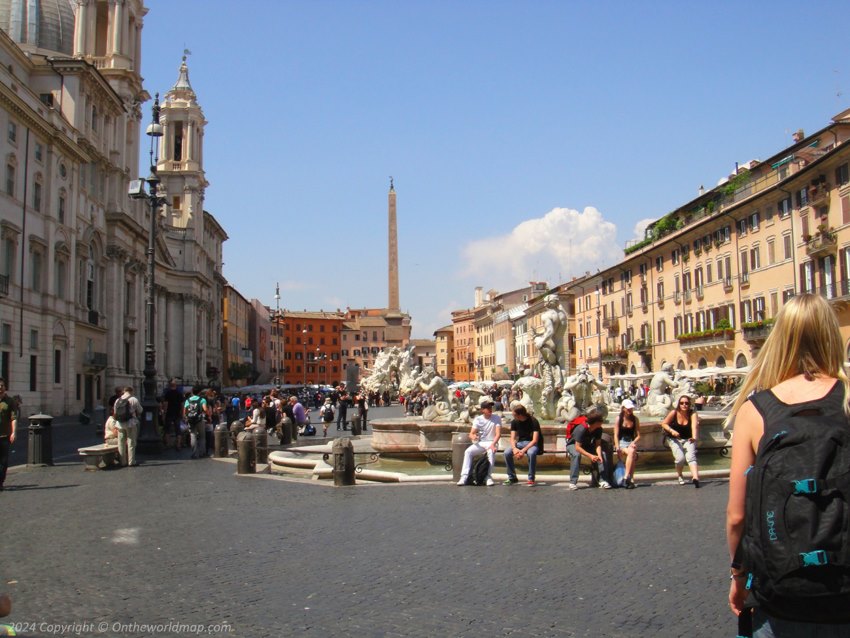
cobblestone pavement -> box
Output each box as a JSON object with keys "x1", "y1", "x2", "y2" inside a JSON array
[{"x1": 3, "y1": 406, "x2": 732, "y2": 638}]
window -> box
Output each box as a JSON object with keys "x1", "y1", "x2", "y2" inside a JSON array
[
  {"x1": 55, "y1": 258, "x2": 67, "y2": 299},
  {"x1": 736, "y1": 219, "x2": 748, "y2": 237},
  {"x1": 54, "y1": 349, "x2": 61, "y2": 384},
  {"x1": 767, "y1": 239, "x2": 775, "y2": 265},
  {"x1": 33, "y1": 177, "x2": 42, "y2": 212},
  {"x1": 34, "y1": 142, "x2": 42, "y2": 162},
  {"x1": 58, "y1": 193, "x2": 66, "y2": 224},
  {"x1": 835, "y1": 163, "x2": 849, "y2": 186},
  {"x1": 31, "y1": 249, "x2": 43, "y2": 292},
  {"x1": 29, "y1": 355, "x2": 36, "y2": 392},
  {"x1": 91, "y1": 105, "x2": 98, "y2": 132},
  {"x1": 750, "y1": 246, "x2": 760, "y2": 270},
  {"x1": 657, "y1": 320, "x2": 666, "y2": 343},
  {"x1": 656, "y1": 280, "x2": 664, "y2": 301},
  {"x1": 0, "y1": 323, "x2": 10, "y2": 345},
  {"x1": 655, "y1": 255, "x2": 663, "y2": 272},
  {"x1": 672, "y1": 248, "x2": 680, "y2": 266},
  {"x1": 749, "y1": 211, "x2": 760, "y2": 232},
  {"x1": 777, "y1": 197, "x2": 792, "y2": 218},
  {"x1": 173, "y1": 121, "x2": 183, "y2": 161},
  {"x1": 783, "y1": 234, "x2": 792, "y2": 260},
  {"x1": 740, "y1": 250, "x2": 749, "y2": 276},
  {"x1": 716, "y1": 257, "x2": 724, "y2": 282},
  {"x1": 5, "y1": 161, "x2": 14, "y2": 196},
  {"x1": 30, "y1": 329, "x2": 38, "y2": 350},
  {"x1": 796, "y1": 187, "x2": 809, "y2": 209},
  {"x1": 7, "y1": 121, "x2": 16, "y2": 143}
]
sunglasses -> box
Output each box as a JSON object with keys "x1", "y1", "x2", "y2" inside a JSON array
[{"x1": 679, "y1": 401, "x2": 690, "y2": 406}]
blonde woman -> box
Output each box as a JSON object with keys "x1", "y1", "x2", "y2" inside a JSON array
[{"x1": 726, "y1": 294, "x2": 850, "y2": 635}]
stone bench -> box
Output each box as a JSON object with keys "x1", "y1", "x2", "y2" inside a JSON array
[{"x1": 78, "y1": 443, "x2": 120, "y2": 471}]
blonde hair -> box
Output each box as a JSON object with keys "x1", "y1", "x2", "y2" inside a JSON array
[{"x1": 727, "y1": 294, "x2": 850, "y2": 423}]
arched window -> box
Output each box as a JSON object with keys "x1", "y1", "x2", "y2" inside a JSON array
[
  {"x1": 736, "y1": 354, "x2": 748, "y2": 368},
  {"x1": 698, "y1": 357, "x2": 708, "y2": 369},
  {"x1": 716, "y1": 356, "x2": 727, "y2": 368},
  {"x1": 677, "y1": 359, "x2": 685, "y2": 370}
]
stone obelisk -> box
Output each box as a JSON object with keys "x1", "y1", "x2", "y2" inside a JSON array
[{"x1": 388, "y1": 177, "x2": 400, "y2": 313}]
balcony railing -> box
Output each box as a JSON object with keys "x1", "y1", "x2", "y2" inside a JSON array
[
  {"x1": 742, "y1": 322, "x2": 772, "y2": 342},
  {"x1": 683, "y1": 289, "x2": 692, "y2": 304},
  {"x1": 601, "y1": 349, "x2": 629, "y2": 363},
  {"x1": 629, "y1": 339, "x2": 651, "y2": 353},
  {"x1": 695, "y1": 285, "x2": 704, "y2": 300},
  {"x1": 83, "y1": 352, "x2": 107, "y2": 369},
  {"x1": 678, "y1": 328, "x2": 735, "y2": 350},
  {"x1": 740, "y1": 273, "x2": 750, "y2": 287},
  {"x1": 723, "y1": 277, "x2": 733, "y2": 292},
  {"x1": 602, "y1": 316, "x2": 619, "y2": 332},
  {"x1": 0, "y1": 273, "x2": 7, "y2": 296},
  {"x1": 805, "y1": 232, "x2": 838, "y2": 258}
]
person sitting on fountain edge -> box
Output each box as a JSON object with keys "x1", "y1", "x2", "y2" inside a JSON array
[
  {"x1": 457, "y1": 396, "x2": 502, "y2": 487},
  {"x1": 566, "y1": 408, "x2": 612, "y2": 490},
  {"x1": 503, "y1": 403, "x2": 541, "y2": 486}
]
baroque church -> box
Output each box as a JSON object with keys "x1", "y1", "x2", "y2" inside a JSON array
[{"x1": 0, "y1": 0, "x2": 226, "y2": 416}]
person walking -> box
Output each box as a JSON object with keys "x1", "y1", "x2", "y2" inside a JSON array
[
  {"x1": 183, "y1": 386, "x2": 210, "y2": 459},
  {"x1": 0, "y1": 377, "x2": 18, "y2": 491},
  {"x1": 113, "y1": 386, "x2": 143, "y2": 467},
  {"x1": 727, "y1": 294, "x2": 850, "y2": 635},
  {"x1": 336, "y1": 392, "x2": 350, "y2": 431},
  {"x1": 320, "y1": 398, "x2": 335, "y2": 437}
]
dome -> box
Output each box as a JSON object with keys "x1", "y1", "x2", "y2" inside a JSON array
[{"x1": 0, "y1": 0, "x2": 76, "y2": 56}]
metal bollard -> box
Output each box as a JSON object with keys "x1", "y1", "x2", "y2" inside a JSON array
[
  {"x1": 27, "y1": 414, "x2": 54, "y2": 467},
  {"x1": 332, "y1": 438, "x2": 355, "y2": 486},
  {"x1": 236, "y1": 431, "x2": 256, "y2": 474},
  {"x1": 351, "y1": 413, "x2": 362, "y2": 436},
  {"x1": 451, "y1": 431, "x2": 470, "y2": 482},
  {"x1": 280, "y1": 415, "x2": 292, "y2": 445},
  {"x1": 214, "y1": 423, "x2": 229, "y2": 457},
  {"x1": 230, "y1": 419, "x2": 245, "y2": 448},
  {"x1": 254, "y1": 425, "x2": 268, "y2": 464}
]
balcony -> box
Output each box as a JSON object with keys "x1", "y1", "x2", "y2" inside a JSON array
[
  {"x1": 678, "y1": 328, "x2": 734, "y2": 350},
  {"x1": 695, "y1": 285, "x2": 704, "y2": 301},
  {"x1": 742, "y1": 321, "x2": 772, "y2": 343},
  {"x1": 602, "y1": 316, "x2": 619, "y2": 333},
  {"x1": 601, "y1": 348, "x2": 629, "y2": 363},
  {"x1": 658, "y1": 297, "x2": 664, "y2": 309},
  {"x1": 809, "y1": 183, "x2": 830, "y2": 207},
  {"x1": 723, "y1": 277, "x2": 733, "y2": 292},
  {"x1": 83, "y1": 352, "x2": 107, "y2": 370},
  {"x1": 0, "y1": 273, "x2": 7, "y2": 296},
  {"x1": 674, "y1": 291, "x2": 681, "y2": 305},
  {"x1": 629, "y1": 339, "x2": 651, "y2": 354},
  {"x1": 740, "y1": 273, "x2": 750, "y2": 288},
  {"x1": 805, "y1": 231, "x2": 837, "y2": 258},
  {"x1": 683, "y1": 289, "x2": 692, "y2": 304}
]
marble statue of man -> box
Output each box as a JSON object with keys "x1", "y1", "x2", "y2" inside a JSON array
[
  {"x1": 646, "y1": 363, "x2": 677, "y2": 417},
  {"x1": 533, "y1": 294, "x2": 567, "y2": 418},
  {"x1": 562, "y1": 363, "x2": 609, "y2": 422}
]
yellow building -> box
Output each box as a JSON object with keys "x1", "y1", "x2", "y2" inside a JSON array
[
  {"x1": 433, "y1": 325, "x2": 454, "y2": 380},
  {"x1": 571, "y1": 109, "x2": 850, "y2": 379}
]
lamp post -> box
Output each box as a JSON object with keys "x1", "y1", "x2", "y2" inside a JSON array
[
  {"x1": 302, "y1": 328, "x2": 307, "y2": 384},
  {"x1": 273, "y1": 283, "x2": 281, "y2": 384},
  {"x1": 596, "y1": 290, "x2": 603, "y2": 382},
  {"x1": 128, "y1": 94, "x2": 165, "y2": 454}
]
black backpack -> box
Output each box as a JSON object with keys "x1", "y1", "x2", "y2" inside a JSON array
[
  {"x1": 466, "y1": 455, "x2": 491, "y2": 486},
  {"x1": 738, "y1": 385, "x2": 850, "y2": 622},
  {"x1": 114, "y1": 397, "x2": 132, "y2": 423},
  {"x1": 185, "y1": 397, "x2": 204, "y2": 424}
]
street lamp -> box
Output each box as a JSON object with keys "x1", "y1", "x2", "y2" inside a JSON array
[
  {"x1": 128, "y1": 93, "x2": 165, "y2": 453},
  {"x1": 302, "y1": 328, "x2": 307, "y2": 385}
]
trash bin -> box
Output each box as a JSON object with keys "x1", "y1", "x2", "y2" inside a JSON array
[{"x1": 27, "y1": 414, "x2": 54, "y2": 467}]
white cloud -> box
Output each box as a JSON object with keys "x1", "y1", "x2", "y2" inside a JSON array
[
  {"x1": 633, "y1": 218, "x2": 654, "y2": 241},
  {"x1": 460, "y1": 206, "x2": 619, "y2": 288}
]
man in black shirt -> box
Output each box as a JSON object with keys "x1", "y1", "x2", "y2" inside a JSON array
[
  {"x1": 161, "y1": 379, "x2": 185, "y2": 450},
  {"x1": 503, "y1": 404, "x2": 541, "y2": 486},
  {"x1": 567, "y1": 408, "x2": 612, "y2": 490}
]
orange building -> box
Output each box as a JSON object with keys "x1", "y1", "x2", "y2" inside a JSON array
[{"x1": 281, "y1": 311, "x2": 345, "y2": 385}]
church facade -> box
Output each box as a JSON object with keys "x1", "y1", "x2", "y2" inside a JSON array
[{"x1": 0, "y1": 0, "x2": 225, "y2": 416}]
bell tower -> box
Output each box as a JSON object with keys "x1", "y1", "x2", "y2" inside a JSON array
[{"x1": 156, "y1": 53, "x2": 208, "y2": 231}]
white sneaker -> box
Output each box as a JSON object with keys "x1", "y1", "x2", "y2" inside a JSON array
[
  {"x1": 567, "y1": 483, "x2": 579, "y2": 490},
  {"x1": 457, "y1": 478, "x2": 467, "y2": 486},
  {"x1": 599, "y1": 480, "x2": 612, "y2": 489},
  {"x1": 485, "y1": 478, "x2": 495, "y2": 487}
]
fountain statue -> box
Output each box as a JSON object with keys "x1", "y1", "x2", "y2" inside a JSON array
[
  {"x1": 511, "y1": 369, "x2": 546, "y2": 418},
  {"x1": 532, "y1": 294, "x2": 567, "y2": 419},
  {"x1": 561, "y1": 363, "x2": 609, "y2": 422},
  {"x1": 644, "y1": 363, "x2": 677, "y2": 417}
]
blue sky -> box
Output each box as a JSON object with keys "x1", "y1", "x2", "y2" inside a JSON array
[{"x1": 142, "y1": 0, "x2": 850, "y2": 338}]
